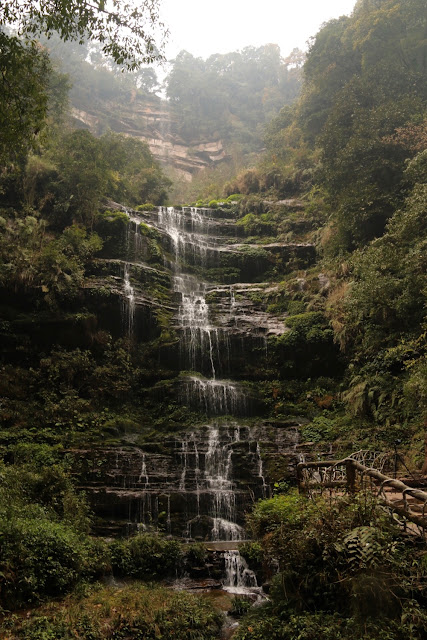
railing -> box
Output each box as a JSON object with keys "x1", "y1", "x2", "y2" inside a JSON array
[{"x1": 297, "y1": 457, "x2": 427, "y2": 537}]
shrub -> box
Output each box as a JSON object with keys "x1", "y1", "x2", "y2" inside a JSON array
[
  {"x1": 185, "y1": 542, "x2": 208, "y2": 566},
  {"x1": 0, "y1": 517, "x2": 93, "y2": 607},
  {"x1": 136, "y1": 202, "x2": 156, "y2": 211},
  {"x1": 110, "y1": 533, "x2": 183, "y2": 579},
  {"x1": 225, "y1": 193, "x2": 244, "y2": 203},
  {"x1": 230, "y1": 596, "x2": 252, "y2": 617}
]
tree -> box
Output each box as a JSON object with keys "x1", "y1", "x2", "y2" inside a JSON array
[
  {"x1": 0, "y1": 0, "x2": 166, "y2": 69},
  {"x1": 0, "y1": 33, "x2": 51, "y2": 167}
]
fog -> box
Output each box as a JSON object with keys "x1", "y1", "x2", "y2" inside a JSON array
[{"x1": 161, "y1": 0, "x2": 357, "y2": 59}]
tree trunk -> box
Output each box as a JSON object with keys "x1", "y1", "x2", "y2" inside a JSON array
[{"x1": 422, "y1": 427, "x2": 427, "y2": 476}]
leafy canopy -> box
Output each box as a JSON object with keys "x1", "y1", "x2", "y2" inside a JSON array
[
  {"x1": 0, "y1": 0, "x2": 166, "y2": 69},
  {"x1": 0, "y1": 33, "x2": 52, "y2": 166}
]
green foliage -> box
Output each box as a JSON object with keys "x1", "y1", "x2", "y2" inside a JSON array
[
  {"x1": 110, "y1": 533, "x2": 183, "y2": 580},
  {"x1": 44, "y1": 131, "x2": 169, "y2": 227},
  {"x1": 301, "y1": 416, "x2": 337, "y2": 443},
  {"x1": 230, "y1": 596, "x2": 252, "y2": 617},
  {"x1": 237, "y1": 212, "x2": 275, "y2": 236},
  {"x1": 0, "y1": 517, "x2": 91, "y2": 607},
  {"x1": 0, "y1": 583, "x2": 223, "y2": 640},
  {"x1": 185, "y1": 542, "x2": 208, "y2": 566},
  {"x1": 99, "y1": 133, "x2": 171, "y2": 207},
  {"x1": 0, "y1": 216, "x2": 102, "y2": 306},
  {"x1": 166, "y1": 45, "x2": 303, "y2": 150},
  {"x1": 272, "y1": 312, "x2": 338, "y2": 378},
  {"x1": 306, "y1": 0, "x2": 426, "y2": 247},
  {"x1": 14, "y1": 130, "x2": 170, "y2": 230},
  {"x1": 0, "y1": 0, "x2": 166, "y2": 70},
  {"x1": 238, "y1": 492, "x2": 427, "y2": 639},
  {"x1": 0, "y1": 34, "x2": 51, "y2": 167},
  {"x1": 226, "y1": 193, "x2": 244, "y2": 203},
  {"x1": 247, "y1": 492, "x2": 314, "y2": 538},
  {"x1": 136, "y1": 202, "x2": 156, "y2": 211},
  {"x1": 0, "y1": 459, "x2": 104, "y2": 609},
  {"x1": 328, "y1": 180, "x2": 427, "y2": 426}
]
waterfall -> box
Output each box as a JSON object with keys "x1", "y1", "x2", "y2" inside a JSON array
[
  {"x1": 223, "y1": 550, "x2": 258, "y2": 591},
  {"x1": 205, "y1": 425, "x2": 244, "y2": 541},
  {"x1": 181, "y1": 376, "x2": 248, "y2": 416},
  {"x1": 174, "y1": 274, "x2": 219, "y2": 378},
  {"x1": 116, "y1": 206, "x2": 271, "y2": 542},
  {"x1": 139, "y1": 453, "x2": 149, "y2": 488},
  {"x1": 149, "y1": 207, "x2": 254, "y2": 540},
  {"x1": 122, "y1": 263, "x2": 135, "y2": 338},
  {"x1": 256, "y1": 442, "x2": 268, "y2": 499}
]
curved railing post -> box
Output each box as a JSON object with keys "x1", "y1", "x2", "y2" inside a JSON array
[{"x1": 346, "y1": 459, "x2": 356, "y2": 493}]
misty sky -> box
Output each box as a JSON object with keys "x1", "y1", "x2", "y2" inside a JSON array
[{"x1": 160, "y1": 0, "x2": 357, "y2": 60}]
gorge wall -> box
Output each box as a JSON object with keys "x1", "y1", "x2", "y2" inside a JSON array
[
  {"x1": 70, "y1": 203, "x2": 320, "y2": 539},
  {"x1": 71, "y1": 99, "x2": 228, "y2": 181}
]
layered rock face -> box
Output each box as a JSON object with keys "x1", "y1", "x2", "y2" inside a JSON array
[
  {"x1": 75, "y1": 205, "x2": 316, "y2": 539},
  {"x1": 74, "y1": 423, "x2": 300, "y2": 539},
  {"x1": 71, "y1": 102, "x2": 227, "y2": 180}
]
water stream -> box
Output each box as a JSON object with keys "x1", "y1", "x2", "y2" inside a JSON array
[
  {"x1": 119, "y1": 206, "x2": 277, "y2": 589},
  {"x1": 122, "y1": 263, "x2": 135, "y2": 338}
]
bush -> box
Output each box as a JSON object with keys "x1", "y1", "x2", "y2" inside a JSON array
[
  {"x1": 185, "y1": 542, "x2": 208, "y2": 566},
  {"x1": 0, "y1": 517, "x2": 94, "y2": 607},
  {"x1": 136, "y1": 202, "x2": 156, "y2": 211},
  {"x1": 238, "y1": 491, "x2": 427, "y2": 639},
  {"x1": 230, "y1": 595, "x2": 252, "y2": 617},
  {"x1": 247, "y1": 492, "x2": 313, "y2": 538},
  {"x1": 110, "y1": 533, "x2": 183, "y2": 579},
  {"x1": 225, "y1": 193, "x2": 244, "y2": 202}
]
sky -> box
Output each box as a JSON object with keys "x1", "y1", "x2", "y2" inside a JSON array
[{"x1": 160, "y1": 0, "x2": 358, "y2": 60}]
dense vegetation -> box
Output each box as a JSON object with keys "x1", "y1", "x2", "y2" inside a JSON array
[
  {"x1": 166, "y1": 45, "x2": 303, "y2": 150},
  {"x1": 0, "y1": 583, "x2": 223, "y2": 639},
  {"x1": 236, "y1": 491, "x2": 427, "y2": 639},
  {"x1": 213, "y1": 0, "x2": 427, "y2": 458},
  {"x1": 0, "y1": 0, "x2": 426, "y2": 636}
]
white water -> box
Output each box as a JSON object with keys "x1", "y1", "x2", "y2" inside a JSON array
[
  {"x1": 183, "y1": 376, "x2": 247, "y2": 416},
  {"x1": 205, "y1": 426, "x2": 242, "y2": 541},
  {"x1": 122, "y1": 263, "x2": 135, "y2": 338},
  {"x1": 223, "y1": 550, "x2": 258, "y2": 592},
  {"x1": 121, "y1": 207, "x2": 268, "y2": 542},
  {"x1": 139, "y1": 453, "x2": 149, "y2": 487},
  {"x1": 175, "y1": 274, "x2": 219, "y2": 378},
  {"x1": 256, "y1": 442, "x2": 268, "y2": 499}
]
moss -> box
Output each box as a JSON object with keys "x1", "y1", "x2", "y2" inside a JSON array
[
  {"x1": 135, "y1": 202, "x2": 156, "y2": 211},
  {"x1": 226, "y1": 193, "x2": 244, "y2": 203},
  {"x1": 139, "y1": 221, "x2": 160, "y2": 240},
  {"x1": 147, "y1": 237, "x2": 163, "y2": 263},
  {"x1": 97, "y1": 209, "x2": 129, "y2": 227}
]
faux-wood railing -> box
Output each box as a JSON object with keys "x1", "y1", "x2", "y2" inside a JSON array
[{"x1": 297, "y1": 458, "x2": 427, "y2": 535}]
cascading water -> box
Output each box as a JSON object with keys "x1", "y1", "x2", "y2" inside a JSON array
[
  {"x1": 181, "y1": 376, "x2": 247, "y2": 416},
  {"x1": 122, "y1": 263, "x2": 135, "y2": 338},
  {"x1": 223, "y1": 550, "x2": 258, "y2": 592},
  {"x1": 156, "y1": 207, "x2": 252, "y2": 540},
  {"x1": 157, "y1": 206, "x2": 240, "y2": 397},
  {"x1": 118, "y1": 205, "x2": 271, "y2": 543},
  {"x1": 175, "y1": 274, "x2": 220, "y2": 377},
  {"x1": 204, "y1": 425, "x2": 244, "y2": 541}
]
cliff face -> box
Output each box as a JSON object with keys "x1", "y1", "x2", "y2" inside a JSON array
[
  {"x1": 71, "y1": 98, "x2": 228, "y2": 181},
  {"x1": 66, "y1": 204, "x2": 326, "y2": 539},
  {"x1": 1, "y1": 199, "x2": 337, "y2": 541}
]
